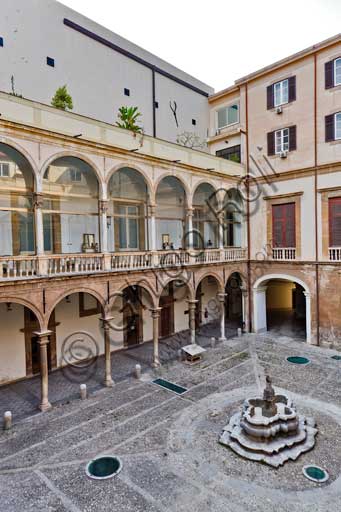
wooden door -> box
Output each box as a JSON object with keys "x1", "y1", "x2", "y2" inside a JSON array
[
  {"x1": 159, "y1": 284, "x2": 174, "y2": 338},
  {"x1": 123, "y1": 288, "x2": 143, "y2": 347}
]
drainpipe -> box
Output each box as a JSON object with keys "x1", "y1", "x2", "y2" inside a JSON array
[
  {"x1": 314, "y1": 53, "x2": 320, "y2": 346},
  {"x1": 152, "y1": 69, "x2": 156, "y2": 138},
  {"x1": 245, "y1": 82, "x2": 252, "y2": 333}
]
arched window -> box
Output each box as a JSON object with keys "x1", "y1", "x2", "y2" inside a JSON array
[
  {"x1": 42, "y1": 157, "x2": 99, "y2": 254},
  {"x1": 193, "y1": 183, "x2": 218, "y2": 249},
  {"x1": 0, "y1": 143, "x2": 35, "y2": 256},
  {"x1": 156, "y1": 177, "x2": 186, "y2": 250},
  {"x1": 108, "y1": 168, "x2": 149, "y2": 251}
]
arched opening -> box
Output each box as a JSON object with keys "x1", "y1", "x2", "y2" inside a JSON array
[
  {"x1": 0, "y1": 302, "x2": 56, "y2": 384},
  {"x1": 158, "y1": 280, "x2": 191, "y2": 338},
  {"x1": 109, "y1": 285, "x2": 154, "y2": 348},
  {"x1": 156, "y1": 176, "x2": 186, "y2": 250},
  {"x1": 42, "y1": 157, "x2": 99, "y2": 254},
  {"x1": 0, "y1": 143, "x2": 36, "y2": 256},
  {"x1": 223, "y1": 188, "x2": 243, "y2": 247},
  {"x1": 254, "y1": 275, "x2": 309, "y2": 342},
  {"x1": 49, "y1": 292, "x2": 104, "y2": 368},
  {"x1": 225, "y1": 272, "x2": 243, "y2": 330},
  {"x1": 195, "y1": 275, "x2": 221, "y2": 333},
  {"x1": 193, "y1": 183, "x2": 218, "y2": 249},
  {"x1": 108, "y1": 168, "x2": 149, "y2": 252}
]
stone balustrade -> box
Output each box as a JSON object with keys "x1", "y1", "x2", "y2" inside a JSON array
[
  {"x1": 329, "y1": 247, "x2": 341, "y2": 261},
  {"x1": 0, "y1": 248, "x2": 247, "y2": 281},
  {"x1": 272, "y1": 247, "x2": 296, "y2": 260}
]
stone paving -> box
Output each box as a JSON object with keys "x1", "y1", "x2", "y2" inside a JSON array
[{"x1": 1, "y1": 330, "x2": 341, "y2": 511}]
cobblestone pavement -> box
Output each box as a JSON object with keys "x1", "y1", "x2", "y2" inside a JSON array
[{"x1": 1, "y1": 331, "x2": 341, "y2": 511}]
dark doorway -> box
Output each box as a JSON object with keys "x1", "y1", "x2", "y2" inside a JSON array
[
  {"x1": 266, "y1": 280, "x2": 306, "y2": 340},
  {"x1": 123, "y1": 286, "x2": 143, "y2": 347},
  {"x1": 24, "y1": 308, "x2": 57, "y2": 376},
  {"x1": 195, "y1": 282, "x2": 202, "y2": 329},
  {"x1": 159, "y1": 283, "x2": 174, "y2": 338},
  {"x1": 225, "y1": 273, "x2": 243, "y2": 327}
]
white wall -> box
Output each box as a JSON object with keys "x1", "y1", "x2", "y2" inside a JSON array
[
  {"x1": 0, "y1": 303, "x2": 26, "y2": 383},
  {"x1": 0, "y1": 0, "x2": 212, "y2": 144}
]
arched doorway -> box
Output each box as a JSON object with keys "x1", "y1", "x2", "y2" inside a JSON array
[
  {"x1": 253, "y1": 275, "x2": 310, "y2": 342},
  {"x1": 155, "y1": 176, "x2": 187, "y2": 250},
  {"x1": 195, "y1": 275, "x2": 221, "y2": 331},
  {"x1": 108, "y1": 168, "x2": 149, "y2": 252},
  {"x1": 223, "y1": 188, "x2": 244, "y2": 247},
  {"x1": 225, "y1": 272, "x2": 243, "y2": 330},
  {"x1": 109, "y1": 285, "x2": 154, "y2": 348},
  {"x1": 42, "y1": 157, "x2": 100, "y2": 253},
  {"x1": 0, "y1": 143, "x2": 36, "y2": 256}
]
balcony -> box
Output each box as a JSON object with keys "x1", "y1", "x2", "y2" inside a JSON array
[
  {"x1": 329, "y1": 247, "x2": 341, "y2": 261},
  {"x1": 272, "y1": 248, "x2": 296, "y2": 261},
  {"x1": 0, "y1": 248, "x2": 247, "y2": 282}
]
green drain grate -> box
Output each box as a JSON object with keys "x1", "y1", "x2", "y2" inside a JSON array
[
  {"x1": 86, "y1": 456, "x2": 122, "y2": 480},
  {"x1": 152, "y1": 378, "x2": 187, "y2": 395},
  {"x1": 287, "y1": 356, "x2": 310, "y2": 365},
  {"x1": 303, "y1": 465, "x2": 329, "y2": 483},
  {"x1": 331, "y1": 355, "x2": 341, "y2": 361}
]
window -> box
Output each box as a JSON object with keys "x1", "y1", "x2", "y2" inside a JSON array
[
  {"x1": 116, "y1": 205, "x2": 139, "y2": 250},
  {"x1": 46, "y1": 57, "x2": 55, "y2": 67},
  {"x1": 216, "y1": 145, "x2": 241, "y2": 163},
  {"x1": 274, "y1": 79, "x2": 288, "y2": 107},
  {"x1": 217, "y1": 104, "x2": 239, "y2": 129},
  {"x1": 326, "y1": 112, "x2": 341, "y2": 141},
  {"x1": 272, "y1": 203, "x2": 296, "y2": 248},
  {"x1": 192, "y1": 119, "x2": 196, "y2": 126},
  {"x1": 267, "y1": 76, "x2": 296, "y2": 109},
  {"x1": 0, "y1": 163, "x2": 9, "y2": 177},
  {"x1": 124, "y1": 88, "x2": 130, "y2": 96},
  {"x1": 155, "y1": 101, "x2": 159, "y2": 108},
  {"x1": 0, "y1": 37, "x2": 3, "y2": 47},
  {"x1": 335, "y1": 112, "x2": 341, "y2": 140},
  {"x1": 275, "y1": 128, "x2": 289, "y2": 154},
  {"x1": 329, "y1": 197, "x2": 341, "y2": 247},
  {"x1": 268, "y1": 126, "x2": 296, "y2": 155},
  {"x1": 334, "y1": 58, "x2": 341, "y2": 86},
  {"x1": 68, "y1": 167, "x2": 82, "y2": 182}
]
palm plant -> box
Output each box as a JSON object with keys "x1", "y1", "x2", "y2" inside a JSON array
[{"x1": 116, "y1": 106, "x2": 142, "y2": 133}]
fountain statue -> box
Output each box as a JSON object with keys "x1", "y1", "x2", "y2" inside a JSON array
[{"x1": 219, "y1": 376, "x2": 318, "y2": 467}]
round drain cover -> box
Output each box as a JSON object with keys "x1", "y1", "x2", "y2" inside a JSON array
[
  {"x1": 303, "y1": 465, "x2": 329, "y2": 483},
  {"x1": 86, "y1": 456, "x2": 122, "y2": 480},
  {"x1": 331, "y1": 355, "x2": 341, "y2": 361},
  {"x1": 287, "y1": 356, "x2": 310, "y2": 365}
]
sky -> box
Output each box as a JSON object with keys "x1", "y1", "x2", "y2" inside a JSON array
[{"x1": 60, "y1": 0, "x2": 341, "y2": 92}]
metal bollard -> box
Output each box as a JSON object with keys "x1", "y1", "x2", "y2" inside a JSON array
[
  {"x1": 80, "y1": 384, "x2": 87, "y2": 400},
  {"x1": 3, "y1": 411, "x2": 12, "y2": 430},
  {"x1": 210, "y1": 337, "x2": 216, "y2": 348},
  {"x1": 237, "y1": 328, "x2": 242, "y2": 338},
  {"x1": 135, "y1": 364, "x2": 141, "y2": 379}
]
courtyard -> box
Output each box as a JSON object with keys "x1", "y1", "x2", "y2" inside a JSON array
[{"x1": 1, "y1": 331, "x2": 341, "y2": 511}]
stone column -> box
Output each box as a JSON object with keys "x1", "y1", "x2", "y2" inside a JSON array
[
  {"x1": 151, "y1": 307, "x2": 162, "y2": 367},
  {"x1": 217, "y1": 293, "x2": 227, "y2": 341},
  {"x1": 33, "y1": 193, "x2": 44, "y2": 255},
  {"x1": 99, "y1": 200, "x2": 109, "y2": 254},
  {"x1": 186, "y1": 207, "x2": 194, "y2": 249},
  {"x1": 148, "y1": 203, "x2": 156, "y2": 251},
  {"x1": 33, "y1": 331, "x2": 52, "y2": 412},
  {"x1": 101, "y1": 317, "x2": 114, "y2": 387},
  {"x1": 241, "y1": 286, "x2": 249, "y2": 333},
  {"x1": 218, "y1": 211, "x2": 225, "y2": 250},
  {"x1": 187, "y1": 299, "x2": 198, "y2": 345},
  {"x1": 303, "y1": 291, "x2": 312, "y2": 344}
]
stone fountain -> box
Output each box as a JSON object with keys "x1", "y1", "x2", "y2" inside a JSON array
[{"x1": 219, "y1": 376, "x2": 318, "y2": 467}]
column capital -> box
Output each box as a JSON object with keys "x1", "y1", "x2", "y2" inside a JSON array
[
  {"x1": 99, "y1": 199, "x2": 109, "y2": 214},
  {"x1": 187, "y1": 299, "x2": 198, "y2": 307},
  {"x1": 33, "y1": 192, "x2": 44, "y2": 210},
  {"x1": 217, "y1": 292, "x2": 227, "y2": 302},
  {"x1": 33, "y1": 330, "x2": 53, "y2": 344},
  {"x1": 148, "y1": 203, "x2": 156, "y2": 216},
  {"x1": 150, "y1": 307, "x2": 162, "y2": 319},
  {"x1": 186, "y1": 207, "x2": 194, "y2": 217}
]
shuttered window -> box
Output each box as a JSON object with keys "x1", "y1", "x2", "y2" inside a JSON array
[
  {"x1": 267, "y1": 76, "x2": 296, "y2": 109},
  {"x1": 335, "y1": 112, "x2": 341, "y2": 140},
  {"x1": 272, "y1": 203, "x2": 296, "y2": 248},
  {"x1": 268, "y1": 126, "x2": 296, "y2": 155},
  {"x1": 335, "y1": 58, "x2": 341, "y2": 86},
  {"x1": 329, "y1": 197, "x2": 341, "y2": 247},
  {"x1": 325, "y1": 112, "x2": 341, "y2": 142},
  {"x1": 325, "y1": 58, "x2": 341, "y2": 88}
]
